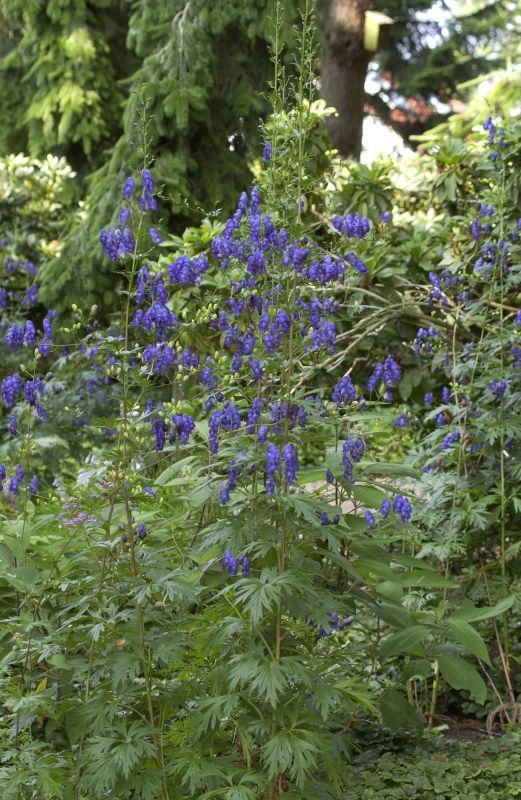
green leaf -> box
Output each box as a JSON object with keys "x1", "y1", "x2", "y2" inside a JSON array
[
  {"x1": 445, "y1": 619, "x2": 491, "y2": 666},
  {"x1": 261, "y1": 728, "x2": 320, "y2": 788},
  {"x1": 399, "y1": 571, "x2": 457, "y2": 589},
  {"x1": 451, "y1": 595, "x2": 515, "y2": 622},
  {"x1": 352, "y1": 484, "x2": 387, "y2": 506},
  {"x1": 380, "y1": 688, "x2": 424, "y2": 733},
  {"x1": 376, "y1": 580, "x2": 403, "y2": 603},
  {"x1": 359, "y1": 461, "x2": 421, "y2": 480},
  {"x1": 380, "y1": 625, "x2": 430, "y2": 659},
  {"x1": 229, "y1": 654, "x2": 287, "y2": 708},
  {"x1": 373, "y1": 601, "x2": 415, "y2": 629},
  {"x1": 437, "y1": 654, "x2": 487, "y2": 704}
]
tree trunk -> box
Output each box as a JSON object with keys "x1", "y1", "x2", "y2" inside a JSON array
[{"x1": 320, "y1": 0, "x2": 373, "y2": 160}]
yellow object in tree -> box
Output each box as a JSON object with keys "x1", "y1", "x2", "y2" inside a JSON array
[{"x1": 364, "y1": 10, "x2": 394, "y2": 52}]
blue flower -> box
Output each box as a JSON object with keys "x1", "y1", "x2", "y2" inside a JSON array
[
  {"x1": 168, "y1": 254, "x2": 209, "y2": 285},
  {"x1": 367, "y1": 355, "x2": 401, "y2": 393},
  {"x1": 332, "y1": 375, "x2": 356, "y2": 405},
  {"x1": 265, "y1": 444, "x2": 281, "y2": 496},
  {"x1": 239, "y1": 555, "x2": 250, "y2": 576},
  {"x1": 150, "y1": 228, "x2": 163, "y2": 245},
  {"x1": 364, "y1": 510, "x2": 376, "y2": 529},
  {"x1": 223, "y1": 549, "x2": 237, "y2": 575},
  {"x1": 2, "y1": 374, "x2": 23, "y2": 407},
  {"x1": 250, "y1": 358, "x2": 263, "y2": 381},
  {"x1": 393, "y1": 495, "x2": 412, "y2": 523},
  {"x1": 342, "y1": 436, "x2": 364, "y2": 481},
  {"x1": 283, "y1": 444, "x2": 299, "y2": 485},
  {"x1": 441, "y1": 430, "x2": 459, "y2": 451},
  {"x1": 262, "y1": 142, "x2": 272, "y2": 163},
  {"x1": 151, "y1": 416, "x2": 168, "y2": 452},
  {"x1": 258, "y1": 424, "x2": 268, "y2": 444},
  {"x1": 347, "y1": 251, "x2": 368, "y2": 274},
  {"x1": 490, "y1": 379, "x2": 507, "y2": 399},
  {"x1": 99, "y1": 226, "x2": 135, "y2": 262},
  {"x1": 123, "y1": 176, "x2": 135, "y2": 199},
  {"x1": 141, "y1": 168, "x2": 157, "y2": 212},
  {"x1": 332, "y1": 212, "x2": 370, "y2": 239},
  {"x1": 134, "y1": 302, "x2": 178, "y2": 340},
  {"x1": 246, "y1": 397, "x2": 261, "y2": 433},
  {"x1": 220, "y1": 459, "x2": 241, "y2": 505},
  {"x1": 169, "y1": 414, "x2": 195, "y2": 445},
  {"x1": 380, "y1": 498, "x2": 391, "y2": 518}
]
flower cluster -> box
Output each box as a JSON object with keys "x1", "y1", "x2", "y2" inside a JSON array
[
  {"x1": 99, "y1": 226, "x2": 135, "y2": 263},
  {"x1": 332, "y1": 212, "x2": 370, "y2": 239},
  {"x1": 332, "y1": 375, "x2": 356, "y2": 406},
  {"x1": 342, "y1": 436, "x2": 364, "y2": 481},
  {"x1": 483, "y1": 115, "x2": 506, "y2": 162},
  {"x1": 309, "y1": 612, "x2": 355, "y2": 638},
  {"x1": 223, "y1": 549, "x2": 250, "y2": 576},
  {"x1": 413, "y1": 326, "x2": 440, "y2": 357},
  {"x1": 367, "y1": 355, "x2": 401, "y2": 396}
]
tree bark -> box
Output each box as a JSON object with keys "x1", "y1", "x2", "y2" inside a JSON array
[{"x1": 320, "y1": 0, "x2": 373, "y2": 160}]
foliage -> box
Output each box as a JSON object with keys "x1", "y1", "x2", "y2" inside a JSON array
[
  {"x1": 1, "y1": 1, "x2": 518, "y2": 308},
  {"x1": 0, "y1": 15, "x2": 521, "y2": 796},
  {"x1": 344, "y1": 727, "x2": 521, "y2": 799}
]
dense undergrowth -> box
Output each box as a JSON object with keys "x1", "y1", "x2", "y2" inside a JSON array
[
  {"x1": 0, "y1": 20, "x2": 520, "y2": 799},
  {"x1": 347, "y1": 726, "x2": 521, "y2": 800}
]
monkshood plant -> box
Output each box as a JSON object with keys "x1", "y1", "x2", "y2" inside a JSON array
[
  {"x1": 2, "y1": 26, "x2": 513, "y2": 799},
  {"x1": 80, "y1": 101, "x2": 495, "y2": 795},
  {"x1": 110, "y1": 164, "x2": 414, "y2": 800},
  {"x1": 0, "y1": 99, "x2": 503, "y2": 800}
]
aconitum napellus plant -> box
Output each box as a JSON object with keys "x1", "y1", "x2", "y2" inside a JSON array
[{"x1": 92, "y1": 125, "x2": 427, "y2": 795}]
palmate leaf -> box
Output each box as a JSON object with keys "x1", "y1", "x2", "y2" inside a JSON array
[
  {"x1": 261, "y1": 727, "x2": 321, "y2": 789},
  {"x1": 194, "y1": 693, "x2": 239, "y2": 736},
  {"x1": 170, "y1": 754, "x2": 230, "y2": 794},
  {"x1": 80, "y1": 747, "x2": 117, "y2": 795},
  {"x1": 36, "y1": 766, "x2": 67, "y2": 798},
  {"x1": 112, "y1": 733, "x2": 156, "y2": 780},
  {"x1": 233, "y1": 569, "x2": 313, "y2": 625},
  {"x1": 223, "y1": 787, "x2": 259, "y2": 800},
  {"x1": 228, "y1": 653, "x2": 287, "y2": 708},
  {"x1": 81, "y1": 721, "x2": 156, "y2": 791},
  {"x1": 232, "y1": 568, "x2": 284, "y2": 625}
]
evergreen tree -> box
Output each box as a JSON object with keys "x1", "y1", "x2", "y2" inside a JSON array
[{"x1": 0, "y1": 0, "x2": 516, "y2": 305}]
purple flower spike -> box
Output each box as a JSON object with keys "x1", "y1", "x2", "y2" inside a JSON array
[
  {"x1": 123, "y1": 176, "x2": 135, "y2": 199},
  {"x1": 364, "y1": 510, "x2": 376, "y2": 529},
  {"x1": 283, "y1": 443, "x2": 299, "y2": 485},
  {"x1": 223, "y1": 549, "x2": 237, "y2": 575}
]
